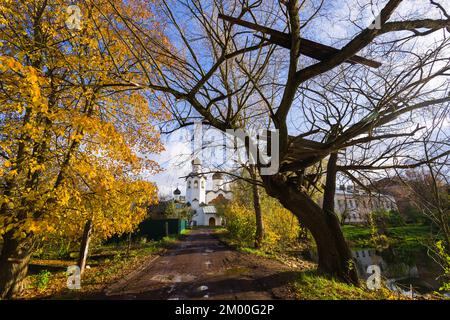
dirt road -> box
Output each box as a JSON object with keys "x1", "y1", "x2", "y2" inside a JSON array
[{"x1": 103, "y1": 229, "x2": 299, "y2": 300}]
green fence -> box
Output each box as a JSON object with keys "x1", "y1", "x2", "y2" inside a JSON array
[
  {"x1": 107, "y1": 218, "x2": 188, "y2": 243},
  {"x1": 137, "y1": 218, "x2": 188, "y2": 241}
]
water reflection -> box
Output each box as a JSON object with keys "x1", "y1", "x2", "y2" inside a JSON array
[{"x1": 304, "y1": 247, "x2": 441, "y2": 296}]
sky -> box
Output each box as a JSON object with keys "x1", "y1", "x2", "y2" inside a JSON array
[{"x1": 143, "y1": 0, "x2": 450, "y2": 198}]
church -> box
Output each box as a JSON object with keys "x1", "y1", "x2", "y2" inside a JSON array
[{"x1": 173, "y1": 158, "x2": 232, "y2": 226}]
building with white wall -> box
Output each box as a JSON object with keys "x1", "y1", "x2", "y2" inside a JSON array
[
  {"x1": 334, "y1": 185, "x2": 398, "y2": 224},
  {"x1": 174, "y1": 158, "x2": 232, "y2": 226}
]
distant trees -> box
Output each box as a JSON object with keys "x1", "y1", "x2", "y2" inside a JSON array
[{"x1": 148, "y1": 200, "x2": 195, "y2": 224}]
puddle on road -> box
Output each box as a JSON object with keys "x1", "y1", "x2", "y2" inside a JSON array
[
  {"x1": 225, "y1": 267, "x2": 251, "y2": 276},
  {"x1": 198, "y1": 285, "x2": 209, "y2": 291},
  {"x1": 151, "y1": 274, "x2": 196, "y2": 283}
]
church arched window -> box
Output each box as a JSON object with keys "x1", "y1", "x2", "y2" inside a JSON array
[
  {"x1": 188, "y1": 181, "x2": 191, "y2": 189},
  {"x1": 194, "y1": 180, "x2": 198, "y2": 188},
  {"x1": 201, "y1": 180, "x2": 205, "y2": 189}
]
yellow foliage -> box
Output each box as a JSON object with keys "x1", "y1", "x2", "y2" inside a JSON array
[
  {"x1": 220, "y1": 182, "x2": 301, "y2": 252},
  {"x1": 0, "y1": 1, "x2": 170, "y2": 244}
]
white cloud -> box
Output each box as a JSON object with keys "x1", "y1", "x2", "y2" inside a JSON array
[{"x1": 142, "y1": 130, "x2": 192, "y2": 198}]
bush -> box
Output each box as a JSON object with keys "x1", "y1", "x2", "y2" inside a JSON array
[
  {"x1": 219, "y1": 186, "x2": 300, "y2": 252},
  {"x1": 435, "y1": 241, "x2": 450, "y2": 292},
  {"x1": 34, "y1": 270, "x2": 51, "y2": 291},
  {"x1": 221, "y1": 202, "x2": 256, "y2": 247},
  {"x1": 372, "y1": 209, "x2": 405, "y2": 228}
]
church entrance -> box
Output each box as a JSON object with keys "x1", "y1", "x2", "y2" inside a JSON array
[{"x1": 208, "y1": 217, "x2": 216, "y2": 227}]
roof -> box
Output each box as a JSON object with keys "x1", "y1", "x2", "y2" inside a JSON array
[
  {"x1": 206, "y1": 189, "x2": 232, "y2": 194},
  {"x1": 202, "y1": 206, "x2": 217, "y2": 214},
  {"x1": 335, "y1": 188, "x2": 395, "y2": 199},
  {"x1": 191, "y1": 157, "x2": 202, "y2": 165},
  {"x1": 185, "y1": 172, "x2": 206, "y2": 180},
  {"x1": 212, "y1": 172, "x2": 223, "y2": 179}
]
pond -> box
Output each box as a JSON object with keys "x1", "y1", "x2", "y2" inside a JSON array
[
  {"x1": 351, "y1": 248, "x2": 436, "y2": 296},
  {"x1": 304, "y1": 246, "x2": 444, "y2": 297}
]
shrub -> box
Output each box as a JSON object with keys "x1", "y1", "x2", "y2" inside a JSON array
[
  {"x1": 34, "y1": 270, "x2": 51, "y2": 291},
  {"x1": 219, "y1": 186, "x2": 300, "y2": 252}
]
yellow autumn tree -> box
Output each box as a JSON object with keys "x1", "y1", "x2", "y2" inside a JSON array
[{"x1": 0, "y1": 0, "x2": 170, "y2": 298}]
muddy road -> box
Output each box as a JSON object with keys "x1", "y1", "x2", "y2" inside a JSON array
[{"x1": 103, "y1": 229, "x2": 299, "y2": 300}]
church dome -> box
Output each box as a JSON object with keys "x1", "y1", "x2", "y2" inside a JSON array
[
  {"x1": 212, "y1": 172, "x2": 223, "y2": 180},
  {"x1": 173, "y1": 187, "x2": 181, "y2": 195}
]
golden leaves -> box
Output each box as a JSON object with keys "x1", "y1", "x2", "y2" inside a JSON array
[{"x1": 0, "y1": 0, "x2": 167, "y2": 244}]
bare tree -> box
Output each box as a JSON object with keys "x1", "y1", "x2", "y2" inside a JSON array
[
  {"x1": 398, "y1": 128, "x2": 450, "y2": 256},
  {"x1": 110, "y1": 0, "x2": 450, "y2": 284}
]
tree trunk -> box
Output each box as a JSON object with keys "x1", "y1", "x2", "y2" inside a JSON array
[
  {"x1": 0, "y1": 231, "x2": 35, "y2": 299},
  {"x1": 262, "y1": 173, "x2": 359, "y2": 285},
  {"x1": 126, "y1": 232, "x2": 132, "y2": 256},
  {"x1": 251, "y1": 180, "x2": 264, "y2": 248},
  {"x1": 78, "y1": 219, "x2": 93, "y2": 274},
  {"x1": 249, "y1": 165, "x2": 264, "y2": 248}
]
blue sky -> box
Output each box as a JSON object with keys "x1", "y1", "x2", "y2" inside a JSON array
[{"x1": 143, "y1": 0, "x2": 450, "y2": 197}]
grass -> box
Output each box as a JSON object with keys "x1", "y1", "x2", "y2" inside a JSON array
[
  {"x1": 342, "y1": 223, "x2": 433, "y2": 250},
  {"x1": 291, "y1": 271, "x2": 403, "y2": 300},
  {"x1": 19, "y1": 236, "x2": 180, "y2": 299},
  {"x1": 218, "y1": 224, "x2": 444, "y2": 300},
  {"x1": 387, "y1": 224, "x2": 433, "y2": 249}
]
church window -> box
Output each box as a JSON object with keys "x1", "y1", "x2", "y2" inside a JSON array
[
  {"x1": 194, "y1": 180, "x2": 198, "y2": 188},
  {"x1": 201, "y1": 181, "x2": 205, "y2": 189},
  {"x1": 188, "y1": 181, "x2": 191, "y2": 189}
]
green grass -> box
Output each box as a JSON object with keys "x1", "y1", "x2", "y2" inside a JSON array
[
  {"x1": 387, "y1": 224, "x2": 432, "y2": 249},
  {"x1": 292, "y1": 271, "x2": 397, "y2": 300},
  {"x1": 342, "y1": 223, "x2": 433, "y2": 250},
  {"x1": 21, "y1": 237, "x2": 174, "y2": 299},
  {"x1": 342, "y1": 225, "x2": 373, "y2": 247},
  {"x1": 240, "y1": 247, "x2": 271, "y2": 258}
]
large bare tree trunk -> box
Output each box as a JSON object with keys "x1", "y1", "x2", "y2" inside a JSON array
[
  {"x1": 0, "y1": 231, "x2": 35, "y2": 299},
  {"x1": 78, "y1": 219, "x2": 93, "y2": 274},
  {"x1": 249, "y1": 165, "x2": 264, "y2": 248},
  {"x1": 263, "y1": 173, "x2": 359, "y2": 285}
]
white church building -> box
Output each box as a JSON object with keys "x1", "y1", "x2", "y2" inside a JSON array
[{"x1": 173, "y1": 158, "x2": 232, "y2": 226}]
